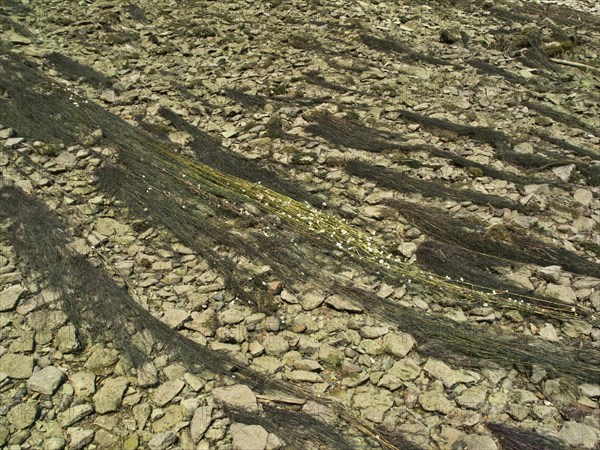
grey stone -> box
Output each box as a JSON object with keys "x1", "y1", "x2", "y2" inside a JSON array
[
  {"x1": 538, "y1": 323, "x2": 560, "y2": 342},
  {"x1": 54, "y1": 326, "x2": 80, "y2": 353},
  {"x1": 0, "y1": 284, "x2": 24, "y2": 311},
  {"x1": 219, "y1": 308, "x2": 248, "y2": 324},
  {"x1": 60, "y1": 403, "x2": 94, "y2": 427},
  {"x1": 84, "y1": 347, "x2": 119, "y2": 374},
  {"x1": 455, "y1": 386, "x2": 488, "y2": 409},
  {"x1": 70, "y1": 371, "x2": 96, "y2": 397},
  {"x1": 162, "y1": 309, "x2": 190, "y2": 329},
  {"x1": 545, "y1": 284, "x2": 577, "y2": 304},
  {"x1": 537, "y1": 265, "x2": 562, "y2": 283},
  {"x1": 231, "y1": 423, "x2": 269, "y2": 450},
  {"x1": 514, "y1": 142, "x2": 534, "y2": 154},
  {"x1": 325, "y1": 294, "x2": 363, "y2": 313},
  {"x1": 43, "y1": 436, "x2": 66, "y2": 450},
  {"x1": 458, "y1": 434, "x2": 498, "y2": 450},
  {"x1": 190, "y1": 405, "x2": 213, "y2": 443},
  {"x1": 287, "y1": 370, "x2": 323, "y2": 383},
  {"x1": 137, "y1": 362, "x2": 159, "y2": 387},
  {"x1": 388, "y1": 358, "x2": 421, "y2": 381},
  {"x1": 0, "y1": 353, "x2": 33, "y2": 379},
  {"x1": 353, "y1": 388, "x2": 394, "y2": 423},
  {"x1": 377, "y1": 374, "x2": 402, "y2": 391},
  {"x1": 573, "y1": 188, "x2": 593, "y2": 207},
  {"x1": 68, "y1": 428, "x2": 95, "y2": 450},
  {"x1": 7, "y1": 402, "x2": 38, "y2": 429},
  {"x1": 580, "y1": 383, "x2": 600, "y2": 398},
  {"x1": 419, "y1": 389, "x2": 454, "y2": 414},
  {"x1": 55, "y1": 151, "x2": 78, "y2": 168},
  {"x1": 152, "y1": 379, "x2": 185, "y2": 407},
  {"x1": 360, "y1": 326, "x2": 389, "y2": 339},
  {"x1": 252, "y1": 356, "x2": 284, "y2": 373},
  {"x1": 27, "y1": 366, "x2": 66, "y2": 395},
  {"x1": 93, "y1": 376, "x2": 129, "y2": 414},
  {"x1": 148, "y1": 431, "x2": 178, "y2": 450},
  {"x1": 152, "y1": 404, "x2": 185, "y2": 432},
  {"x1": 423, "y1": 359, "x2": 475, "y2": 388},
  {"x1": 552, "y1": 164, "x2": 575, "y2": 181},
  {"x1": 212, "y1": 384, "x2": 258, "y2": 411},
  {"x1": 262, "y1": 335, "x2": 289, "y2": 356},
  {"x1": 317, "y1": 344, "x2": 343, "y2": 369},
  {"x1": 559, "y1": 421, "x2": 600, "y2": 448},
  {"x1": 299, "y1": 287, "x2": 325, "y2": 310},
  {"x1": 382, "y1": 332, "x2": 415, "y2": 358}
]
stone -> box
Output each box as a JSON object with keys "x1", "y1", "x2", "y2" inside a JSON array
[
  {"x1": 538, "y1": 323, "x2": 560, "y2": 342},
  {"x1": 552, "y1": 164, "x2": 575, "y2": 181},
  {"x1": 537, "y1": 265, "x2": 562, "y2": 283},
  {"x1": 352, "y1": 388, "x2": 394, "y2": 423},
  {"x1": 580, "y1": 384, "x2": 600, "y2": 398},
  {"x1": 360, "y1": 326, "x2": 389, "y2": 339},
  {"x1": 68, "y1": 428, "x2": 95, "y2": 450},
  {"x1": 418, "y1": 390, "x2": 454, "y2": 414},
  {"x1": 423, "y1": 359, "x2": 475, "y2": 388},
  {"x1": 55, "y1": 151, "x2": 78, "y2": 168},
  {"x1": 457, "y1": 434, "x2": 498, "y2": 450},
  {"x1": 252, "y1": 356, "x2": 284, "y2": 373},
  {"x1": 84, "y1": 347, "x2": 119, "y2": 374},
  {"x1": 382, "y1": 332, "x2": 415, "y2": 357},
  {"x1": 325, "y1": 294, "x2": 363, "y2": 312},
  {"x1": 513, "y1": 142, "x2": 534, "y2": 154},
  {"x1": 377, "y1": 374, "x2": 403, "y2": 391},
  {"x1": 43, "y1": 436, "x2": 66, "y2": 450},
  {"x1": 153, "y1": 379, "x2": 185, "y2": 407},
  {"x1": 559, "y1": 421, "x2": 600, "y2": 448},
  {"x1": 28, "y1": 366, "x2": 66, "y2": 395},
  {"x1": 152, "y1": 404, "x2": 185, "y2": 432},
  {"x1": 231, "y1": 423, "x2": 269, "y2": 450},
  {"x1": 70, "y1": 371, "x2": 96, "y2": 397},
  {"x1": 455, "y1": 386, "x2": 488, "y2": 409},
  {"x1": 219, "y1": 308, "x2": 248, "y2": 324},
  {"x1": 388, "y1": 358, "x2": 421, "y2": 381},
  {"x1": 54, "y1": 326, "x2": 80, "y2": 353},
  {"x1": 545, "y1": 284, "x2": 577, "y2": 304},
  {"x1": 137, "y1": 362, "x2": 159, "y2": 387},
  {"x1": 262, "y1": 335, "x2": 289, "y2": 356},
  {"x1": 162, "y1": 309, "x2": 190, "y2": 328},
  {"x1": 60, "y1": 404, "x2": 94, "y2": 427},
  {"x1": 148, "y1": 431, "x2": 178, "y2": 450},
  {"x1": 0, "y1": 284, "x2": 24, "y2": 311},
  {"x1": 190, "y1": 405, "x2": 213, "y2": 443},
  {"x1": 573, "y1": 188, "x2": 593, "y2": 207},
  {"x1": 7, "y1": 402, "x2": 38, "y2": 429},
  {"x1": 93, "y1": 376, "x2": 129, "y2": 414},
  {"x1": 212, "y1": 384, "x2": 258, "y2": 411},
  {"x1": 317, "y1": 344, "x2": 343, "y2": 369},
  {"x1": 299, "y1": 287, "x2": 325, "y2": 310},
  {"x1": 249, "y1": 341, "x2": 265, "y2": 356},
  {"x1": 287, "y1": 370, "x2": 323, "y2": 383},
  {"x1": 0, "y1": 353, "x2": 33, "y2": 379}
]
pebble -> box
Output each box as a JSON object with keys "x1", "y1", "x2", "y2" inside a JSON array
[{"x1": 27, "y1": 366, "x2": 66, "y2": 395}]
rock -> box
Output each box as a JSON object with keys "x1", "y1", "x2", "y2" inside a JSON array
[
  {"x1": 287, "y1": 370, "x2": 323, "y2": 383},
  {"x1": 573, "y1": 188, "x2": 593, "y2": 207},
  {"x1": 513, "y1": 142, "x2": 534, "y2": 154},
  {"x1": 559, "y1": 421, "x2": 600, "y2": 449},
  {"x1": 93, "y1": 376, "x2": 129, "y2": 414},
  {"x1": 249, "y1": 341, "x2": 265, "y2": 356},
  {"x1": 457, "y1": 434, "x2": 498, "y2": 450},
  {"x1": 266, "y1": 433, "x2": 284, "y2": 449},
  {"x1": 219, "y1": 308, "x2": 248, "y2": 325},
  {"x1": 70, "y1": 371, "x2": 96, "y2": 397},
  {"x1": 317, "y1": 344, "x2": 343, "y2": 369},
  {"x1": 152, "y1": 404, "x2": 185, "y2": 432},
  {"x1": 60, "y1": 404, "x2": 94, "y2": 427},
  {"x1": 440, "y1": 26, "x2": 462, "y2": 44},
  {"x1": 382, "y1": 332, "x2": 415, "y2": 357},
  {"x1": 325, "y1": 294, "x2": 363, "y2": 313},
  {"x1": 212, "y1": 384, "x2": 258, "y2": 411},
  {"x1": 137, "y1": 362, "x2": 159, "y2": 387},
  {"x1": 360, "y1": 326, "x2": 389, "y2": 339},
  {"x1": 162, "y1": 309, "x2": 190, "y2": 328},
  {"x1": 68, "y1": 428, "x2": 95, "y2": 450},
  {"x1": 552, "y1": 164, "x2": 575, "y2": 181},
  {"x1": 419, "y1": 389, "x2": 454, "y2": 414},
  {"x1": 388, "y1": 358, "x2": 421, "y2": 381},
  {"x1": 377, "y1": 374, "x2": 403, "y2": 391},
  {"x1": 148, "y1": 431, "x2": 178, "y2": 450},
  {"x1": 353, "y1": 388, "x2": 394, "y2": 423},
  {"x1": 262, "y1": 335, "x2": 289, "y2": 356},
  {"x1": 27, "y1": 366, "x2": 66, "y2": 395},
  {"x1": 537, "y1": 265, "x2": 562, "y2": 283},
  {"x1": 299, "y1": 287, "x2": 325, "y2": 310},
  {"x1": 538, "y1": 323, "x2": 560, "y2": 342},
  {"x1": 252, "y1": 356, "x2": 284, "y2": 373},
  {"x1": 0, "y1": 353, "x2": 33, "y2": 379},
  {"x1": 43, "y1": 436, "x2": 66, "y2": 450},
  {"x1": 455, "y1": 386, "x2": 488, "y2": 409},
  {"x1": 231, "y1": 423, "x2": 269, "y2": 450},
  {"x1": 424, "y1": 359, "x2": 475, "y2": 388},
  {"x1": 0, "y1": 284, "x2": 24, "y2": 311},
  {"x1": 55, "y1": 151, "x2": 78, "y2": 168},
  {"x1": 169, "y1": 131, "x2": 193, "y2": 146},
  {"x1": 545, "y1": 284, "x2": 577, "y2": 304},
  {"x1": 54, "y1": 326, "x2": 80, "y2": 353},
  {"x1": 580, "y1": 384, "x2": 600, "y2": 398},
  {"x1": 153, "y1": 379, "x2": 185, "y2": 407},
  {"x1": 84, "y1": 347, "x2": 119, "y2": 374},
  {"x1": 7, "y1": 402, "x2": 38, "y2": 429},
  {"x1": 190, "y1": 405, "x2": 213, "y2": 443}
]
